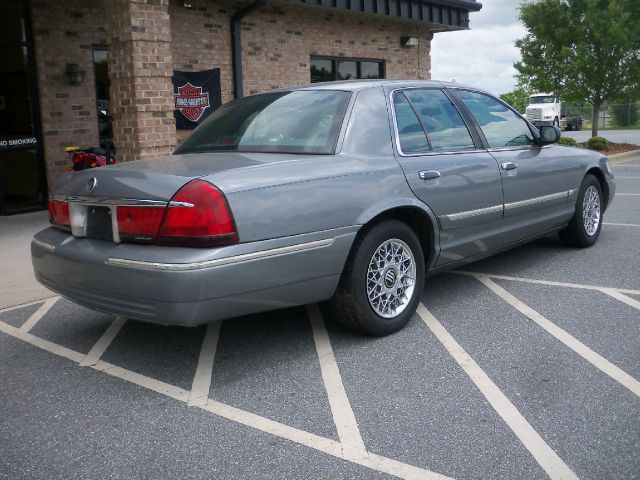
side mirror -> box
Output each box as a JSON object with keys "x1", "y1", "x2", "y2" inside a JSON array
[{"x1": 538, "y1": 125, "x2": 561, "y2": 145}]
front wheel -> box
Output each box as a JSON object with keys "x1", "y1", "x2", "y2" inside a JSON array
[
  {"x1": 559, "y1": 174, "x2": 603, "y2": 247},
  {"x1": 329, "y1": 219, "x2": 425, "y2": 336}
]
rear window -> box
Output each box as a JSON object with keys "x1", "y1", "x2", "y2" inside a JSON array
[{"x1": 175, "y1": 90, "x2": 351, "y2": 155}]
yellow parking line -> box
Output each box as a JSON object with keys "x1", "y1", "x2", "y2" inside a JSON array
[
  {"x1": 600, "y1": 289, "x2": 640, "y2": 312},
  {"x1": 417, "y1": 303, "x2": 578, "y2": 480},
  {"x1": 188, "y1": 321, "x2": 221, "y2": 407},
  {"x1": 453, "y1": 270, "x2": 640, "y2": 295},
  {"x1": 308, "y1": 303, "x2": 368, "y2": 460},
  {"x1": 0, "y1": 315, "x2": 451, "y2": 480},
  {"x1": 604, "y1": 222, "x2": 640, "y2": 227},
  {"x1": 477, "y1": 276, "x2": 640, "y2": 398},
  {"x1": 17, "y1": 297, "x2": 58, "y2": 333},
  {"x1": 79, "y1": 316, "x2": 127, "y2": 367}
]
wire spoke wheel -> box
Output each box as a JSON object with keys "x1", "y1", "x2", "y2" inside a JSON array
[
  {"x1": 366, "y1": 238, "x2": 416, "y2": 319},
  {"x1": 582, "y1": 185, "x2": 601, "y2": 237}
]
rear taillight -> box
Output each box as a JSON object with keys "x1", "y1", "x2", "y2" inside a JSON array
[
  {"x1": 157, "y1": 180, "x2": 238, "y2": 247},
  {"x1": 116, "y1": 206, "x2": 165, "y2": 244},
  {"x1": 115, "y1": 180, "x2": 238, "y2": 247},
  {"x1": 48, "y1": 198, "x2": 70, "y2": 230}
]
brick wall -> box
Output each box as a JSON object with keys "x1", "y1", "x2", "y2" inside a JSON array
[
  {"x1": 106, "y1": 0, "x2": 177, "y2": 162},
  {"x1": 169, "y1": 1, "x2": 432, "y2": 142},
  {"x1": 241, "y1": 4, "x2": 432, "y2": 95},
  {"x1": 169, "y1": 0, "x2": 235, "y2": 144},
  {"x1": 33, "y1": 0, "x2": 433, "y2": 187},
  {"x1": 31, "y1": 0, "x2": 108, "y2": 186}
]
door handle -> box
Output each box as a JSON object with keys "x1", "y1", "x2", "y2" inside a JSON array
[
  {"x1": 501, "y1": 162, "x2": 518, "y2": 171},
  {"x1": 419, "y1": 170, "x2": 441, "y2": 180}
]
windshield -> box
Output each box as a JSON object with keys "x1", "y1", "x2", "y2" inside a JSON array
[
  {"x1": 175, "y1": 90, "x2": 351, "y2": 155},
  {"x1": 530, "y1": 95, "x2": 555, "y2": 104}
]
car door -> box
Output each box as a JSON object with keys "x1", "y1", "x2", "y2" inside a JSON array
[
  {"x1": 388, "y1": 87, "x2": 504, "y2": 266},
  {"x1": 453, "y1": 89, "x2": 570, "y2": 242}
]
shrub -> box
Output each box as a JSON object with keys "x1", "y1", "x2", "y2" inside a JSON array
[
  {"x1": 558, "y1": 136, "x2": 579, "y2": 147},
  {"x1": 587, "y1": 136, "x2": 608, "y2": 151},
  {"x1": 610, "y1": 102, "x2": 639, "y2": 127}
]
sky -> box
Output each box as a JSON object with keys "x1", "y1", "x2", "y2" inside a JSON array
[{"x1": 430, "y1": 0, "x2": 527, "y2": 95}]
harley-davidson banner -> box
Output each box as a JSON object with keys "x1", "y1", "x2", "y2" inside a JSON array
[{"x1": 172, "y1": 69, "x2": 222, "y2": 129}]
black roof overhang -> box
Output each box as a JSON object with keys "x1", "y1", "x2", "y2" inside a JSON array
[{"x1": 292, "y1": 0, "x2": 482, "y2": 29}]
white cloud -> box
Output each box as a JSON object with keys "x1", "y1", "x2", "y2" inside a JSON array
[{"x1": 430, "y1": 0, "x2": 526, "y2": 95}]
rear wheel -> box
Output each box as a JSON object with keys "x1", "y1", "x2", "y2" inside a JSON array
[
  {"x1": 559, "y1": 174, "x2": 603, "y2": 247},
  {"x1": 553, "y1": 117, "x2": 560, "y2": 127},
  {"x1": 329, "y1": 219, "x2": 425, "y2": 336}
]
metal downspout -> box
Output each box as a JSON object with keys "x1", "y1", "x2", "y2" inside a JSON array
[{"x1": 231, "y1": 0, "x2": 266, "y2": 99}]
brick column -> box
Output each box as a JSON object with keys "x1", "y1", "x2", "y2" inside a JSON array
[{"x1": 106, "y1": 0, "x2": 176, "y2": 162}]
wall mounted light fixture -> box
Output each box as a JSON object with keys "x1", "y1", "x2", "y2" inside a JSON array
[
  {"x1": 65, "y1": 64, "x2": 85, "y2": 86},
  {"x1": 183, "y1": 0, "x2": 192, "y2": 7},
  {"x1": 401, "y1": 36, "x2": 419, "y2": 47}
]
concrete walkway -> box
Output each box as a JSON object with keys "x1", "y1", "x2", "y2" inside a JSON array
[
  {"x1": 563, "y1": 129, "x2": 640, "y2": 144},
  {"x1": 0, "y1": 210, "x2": 53, "y2": 309}
]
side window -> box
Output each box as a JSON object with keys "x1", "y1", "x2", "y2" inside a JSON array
[
  {"x1": 393, "y1": 93, "x2": 430, "y2": 154},
  {"x1": 403, "y1": 89, "x2": 475, "y2": 151},
  {"x1": 456, "y1": 90, "x2": 535, "y2": 148}
]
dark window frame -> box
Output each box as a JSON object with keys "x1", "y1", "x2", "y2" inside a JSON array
[
  {"x1": 450, "y1": 88, "x2": 540, "y2": 150},
  {"x1": 391, "y1": 87, "x2": 482, "y2": 155},
  {"x1": 0, "y1": 0, "x2": 47, "y2": 215},
  {"x1": 310, "y1": 55, "x2": 385, "y2": 83}
]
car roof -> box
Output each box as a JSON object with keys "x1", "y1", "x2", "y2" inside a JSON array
[{"x1": 266, "y1": 79, "x2": 487, "y2": 95}]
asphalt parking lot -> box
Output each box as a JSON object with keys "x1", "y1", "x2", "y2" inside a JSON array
[{"x1": 1, "y1": 155, "x2": 639, "y2": 480}]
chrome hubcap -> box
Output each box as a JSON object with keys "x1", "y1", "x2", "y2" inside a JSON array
[
  {"x1": 366, "y1": 239, "x2": 416, "y2": 319},
  {"x1": 583, "y1": 186, "x2": 600, "y2": 236}
]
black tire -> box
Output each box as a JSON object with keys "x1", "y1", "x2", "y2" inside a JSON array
[
  {"x1": 559, "y1": 174, "x2": 603, "y2": 247},
  {"x1": 565, "y1": 122, "x2": 573, "y2": 131},
  {"x1": 329, "y1": 219, "x2": 425, "y2": 336},
  {"x1": 553, "y1": 117, "x2": 560, "y2": 127}
]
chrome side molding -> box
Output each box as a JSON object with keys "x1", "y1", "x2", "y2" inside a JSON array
[
  {"x1": 32, "y1": 238, "x2": 56, "y2": 252},
  {"x1": 446, "y1": 204, "x2": 503, "y2": 221},
  {"x1": 504, "y1": 191, "x2": 569, "y2": 210},
  {"x1": 107, "y1": 237, "x2": 336, "y2": 271},
  {"x1": 446, "y1": 190, "x2": 573, "y2": 221}
]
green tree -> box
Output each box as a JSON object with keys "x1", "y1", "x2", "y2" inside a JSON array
[
  {"x1": 499, "y1": 86, "x2": 530, "y2": 113},
  {"x1": 610, "y1": 101, "x2": 639, "y2": 127},
  {"x1": 515, "y1": 0, "x2": 640, "y2": 137}
]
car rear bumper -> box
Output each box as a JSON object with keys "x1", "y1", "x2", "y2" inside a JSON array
[{"x1": 32, "y1": 226, "x2": 357, "y2": 326}]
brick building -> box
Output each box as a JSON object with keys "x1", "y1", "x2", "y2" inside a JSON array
[{"x1": 0, "y1": 0, "x2": 480, "y2": 215}]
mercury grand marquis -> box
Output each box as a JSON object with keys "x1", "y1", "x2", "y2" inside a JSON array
[{"x1": 32, "y1": 80, "x2": 616, "y2": 336}]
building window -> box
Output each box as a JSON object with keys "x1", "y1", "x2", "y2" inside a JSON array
[
  {"x1": 92, "y1": 46, "x2": 113, "y2": 151},
  {"x1": 310, "y1": 56, "x2": 384, "y2": 83}
]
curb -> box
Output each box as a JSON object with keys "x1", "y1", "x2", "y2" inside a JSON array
[{"x1": 609, "y1": 149, "x2": 640, "y2": 164}]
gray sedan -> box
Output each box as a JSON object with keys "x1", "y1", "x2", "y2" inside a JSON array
[{"x1": 32, "y1": 80, "x2": 616, "y2": 336}]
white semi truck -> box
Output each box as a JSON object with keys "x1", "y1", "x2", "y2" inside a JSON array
[{"x1": 525, "y1": 93, "x2": 583, "y2": 131}]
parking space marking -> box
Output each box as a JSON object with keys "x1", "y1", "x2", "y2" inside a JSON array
[
  {"x1": 0, "y1": 296, "x2": 57, "y2": 315},
  {"x1": 615, "y1": 176, "x2": 640, "y2": 179},
  {"x1": 604, "y1": 222, "x2": 640, "y2": 227},
  {"x1": 600, "y1": 288, "x2": 640, "y2": 312},
  {"x1": 417, "y1": 303, "x2": 578, "y2": 480},
  {"x1": 477, "y1": 276, "x2": 640, "y2": 398},
  {"x1": 17, "y1": 297, "x2": 59, "y2": 333},
  {"x1": 616, "y1": 193, "x2": 640, "y2": 196},
  {"x1": 612, "y1": 157, "x2": 640, "y2": 165},
  {"x1": 188, "y1": 321, "x2": 221, "y2": 407},
  {"x1": 308, "y1": 303, "x2": 368, "y2": 460},
  {"x1": 79, "y1": 316, "x2": 127, "y2": 367},
  {"x1": 0, "y1": 316, "x2": 451, "y2": 480},
  {"x1": 454, "y1": 270, "x2": 640, "y2": 295},
  {"x1": 0, "y1": 320, "x2": 84, "y2": 363}
]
